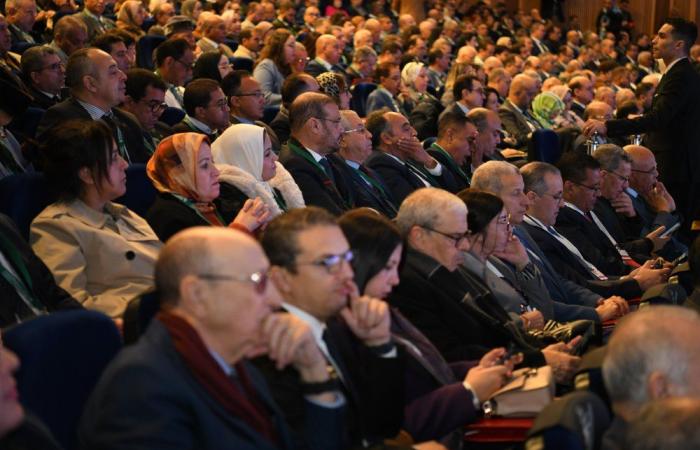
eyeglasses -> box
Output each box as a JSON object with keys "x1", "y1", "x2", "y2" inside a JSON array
[
  {"x1": 631, "y1": 166, "x2": 658, "y2": 175},
  {"x1": 421, "y1": 226, "x2": 470, "y2": 247},
  {"x1": 315, "y1": 116, "x2": 342, "y2": 125},
  {"x1": 39, "y1": 61, "x2": 64, "y2": 72},
  {"x1": 571, "y1": 181, "x2": 601, "y2": 193},
  {"x1": 209, "y1": 99, "x2": 229, "y2": 110},
  {"x1": 342, "y1": 125, "x2": 367, "y2": 135},
  {"x1": 606, "y1": 170, "x2": 629, "y2": 183},
  {"x1": 176, "y1": 59, "x2": 195, "y2": 70},
  {"x1": 542, "y1": 192, "x2": 564, "y2": 202},
  {"x1": 232, "y1": 91, "x2": 264, "y2": 98},
  {"x1": 297, "y1": 250, "x2": 354, "y2": 274},
  {"x1": 197, "y1": 271, "x2": 269, "y2": 294},
  {"x1": 142, "y1": 100, "x2": 167, "y2": 113}
]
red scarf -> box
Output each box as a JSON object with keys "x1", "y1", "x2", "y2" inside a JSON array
[{"x1": 157, "y1": 311, "x2": 281, "y2": 446}]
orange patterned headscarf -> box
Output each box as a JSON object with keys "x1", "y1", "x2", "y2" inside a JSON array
[{"x1": 147, "y1": 132, "x2": 209, "y2": 200}]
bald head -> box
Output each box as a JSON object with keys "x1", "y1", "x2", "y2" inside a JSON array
[
  {"x1": 584, "y1": 100, "x2": 613, "y2": 121},
  {"x1": 315, "y1": 34, "x2": 340, "y2": 65},
  {"x1": 508, "y1": 73, "x2": 538, "y2": 109},
  {"x1": 625, "y1": 144, "x2": 658, "y2": 194}
]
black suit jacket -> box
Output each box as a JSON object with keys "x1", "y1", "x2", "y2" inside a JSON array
[
  {"x1": 593, "y1": 197, "x2": 652, "y2": 261},
  {"x1": 26, "y1": 84, "x2": 61, "y2": 110},
  {"x1": 408, "y1": 95, "x2": 445, "y2": 141},
  {"x1": 37, "y1": 98, "x2": 150, "y2": 163},
  {"x1": 279, "y1": 139, "x2": 353, "y2": 216},
  {"x1": 269, "y1": 107, "x2": 290, "y2": 146},
  {"x1": 171, "y1": 120, "x2": 218, "y2": 143},
  {"x1": 253, "y1": 316, "x2": 404, "y2": 449},
  {"x1": 427, "y1": 145, "x2": 470, "y2": 192},
  {"x1": 389, "y1": 249, "x2": 546, "y2": 367},
  {"x1": 0, "y1": 214, "x2": 81, "y2": 327},
  {"x1": 555, "y1": 205, "x2": 631, "y2": 276},
  {"x1": 521, "y1": 221, "x2": 642, "y2": 299},
  {"x1": 327, "y1": 155, "x2": 398, "y2": 218},
  {"x1": 570, "y1": 100, "x2": 586, "y2": 119}
]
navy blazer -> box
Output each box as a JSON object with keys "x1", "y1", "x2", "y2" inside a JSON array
[
  {"x1": 366, "y1": 88, "x2": 404, "y2": 115},
  {"x1": 80, "y1": 319, "x2": 344, "y2": 450},
  {"x1": 328, "y1": 155, "x2": 398, "y2": 217},
  {"x1": 37, "y1": 98, "x2": 150, "y2": 164}
]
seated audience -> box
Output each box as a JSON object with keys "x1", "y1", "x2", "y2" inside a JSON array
[
  {"x1": 78, "y1": 0, "x2": 116, "y2": 41},
  {"x1": 48, "y1": 15, "x2": 89, "y2": 65},
  {"x1": 92, "y1": 32, "x2": 131, "y2": 74},
  {"x1": 5, "y1": 0, "x2": 43, "y2": 45},
  {"x1": 530, "y1": 91, "x2": 565, "y2": 129},
  {"x1": 268, "y1": 72, "x2": 319, "y2": 145},
  {"x1": 254, "y1": 28, "x2": 295, "y2": 107},
  {"x1": 625, "y1": 398, "x2": 700, "y2": 450},
  {"x1": 30, "y1": 121, "x2": 162, "y2": 318},
  {"x1": 339, "y1": 208, "x2": 516, "y2": 445},
  {"x1": 316, "y1": 71, "x2": 351, "y2": 110},
  {"x1": 498, "y1": 73, "x2": 542, "y2": 150},
  {"x1": 80, "y1": 226, "x2": 345, "y2": 449},
  {"x1": 196, "y1": 14, "x2": 235, "y2": 57},
  {"x1": 192, "y1": 51, "x2": 233, "y2": 83},
  {"x1": 115, "y1": 0, "x2": 147, "y2": 38},
  {"x1": 601, "y1": 305, "x2": 700, "y2": 450},
  {"x1": 305, "y1": 34, "x2": 344, "y2": 78},
  {"x1": 398, "y1": 61, "x2": 435, "y2": 115},
  {"x1": 171, "y1": 78, "x2": 230, "y2": 142},
  {"x1": 146, "y1": 132, "x2": 269, "y2": 242},
  {"x1": 121, "y1": 68, "x2": 170, "y2": 154},
  {"x1": 0, "y1": 77, "x2": 33, "y2": 177},
  {"x1": 441, "y1": 75, "x2": 485, "y2": 118},
  {"x1": 258, "y1": 207, "x2": 404, "y2": 448},
  {"x1": 232, "y1": 28, "x2": 261, "y2": 61},
  {"x1": 212, "y1": 123, "x2": 304, "y2": 218},
  {"x1": 366, "y1": 62, "x2": 406, "y2": 116},
  {"x1": 426, "y1": 111, "x2": 478, "y2": 192},
  {"x1": 37, "y1": 48, "x2": 150, "y2": 164},
  {"x1": 154, "y1": 38, "x2": 193, "y2": 110},
  {"x1": 345, "y1": 45, "x2": 376, "y2": 86}
]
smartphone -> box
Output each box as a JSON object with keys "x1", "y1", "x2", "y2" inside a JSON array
[
  {"x1": 660, "y1": 222, "x2": 681, "y2": 238},
  {"x1": 672, "y1": 251, "x2": 688, "y2": 267}
]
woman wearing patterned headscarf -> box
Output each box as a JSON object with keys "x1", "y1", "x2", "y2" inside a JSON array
[
  {"x1": 316, "y1": 72, "x2": 352, "y2": 109},
  {"x1": 398, "y1": 61, "x2": 437, "y2": 114},
  {"x1": 212, "y1": 124, "x2": 305, "y2": 218},
  {"x1": 116, "y1": 0, "x2": 147, "y2": 38},
  {"x1": 145, "y1": 132, "x2": 270, "y2": 242},
  {"x1": 549, "y1": 85, "x2": 585, "y2": 129},
  {"x1": 531, "y1": 91, "x2": 566, "y2": 129}
]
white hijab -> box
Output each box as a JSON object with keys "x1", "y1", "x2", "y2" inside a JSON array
[{"x1": 212, "y1": 123, "x2": 267, "y2": 182}]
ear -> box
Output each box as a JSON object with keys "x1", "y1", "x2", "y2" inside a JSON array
[
  {"x1": 83, "y1": 74, "x2": 98, "y2": 94},
  {"x1": 29, "y1": 71, "x2": 41, "y2": 86},
  {"x1": 78, "y1": 166, "x2": 96, "y2": 186},
  {"x1": 268, "y1": 265, "x2": 292, "y2": 296},
  {"x1": 379, "y1": 129, "x2": 393, "y2": 146},
  {"x1": 194, "y1": 105, "x2": 207, "y2": 121},
  {"x1": 460, "y1": 88, "x2": 468, "y2": 101},
  {"x1": 647, "y1": 371, "x2": 670, "y2": 400},
  {"x1": 525, "y1": 190, "x2": 538, "y2": 203},
  {"x1": 179, "y1": 274, "x2": 208, "y2": 317}
]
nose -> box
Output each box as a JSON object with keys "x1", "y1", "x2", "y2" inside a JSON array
[
  {"x1": 212, "y1": 164, "x2": 221, "y2": 178},
  {"x1": 458, "y1": 236, "x2": 471, "y2": 252}
]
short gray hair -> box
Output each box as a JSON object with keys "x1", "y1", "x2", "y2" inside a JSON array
[
  {"x1": 593, "y1": 143, "x2": 631, "y2": 172},
  {"x1": 520, "y1": 162, "x2": 560, "y2": 196},
  {"x1": 353, "y1": 45, "x2": 377, "y2": 63},
  {"x1": 603, "y1": 306, "x2": 700, "y2": 407},
  {"x1": 396, "y1": 188, "x2": 466, "y2": 236},
  {"x1": 471, "y1": 161, "x2": 520, "y2": 195}
]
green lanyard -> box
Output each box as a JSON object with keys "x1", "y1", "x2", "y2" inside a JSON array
[
  {"x1": 355, "y1": 166, "x2": 389, "y2": 198},
  {"x1": 0, "y1": 233, "x2": 45, "y2": 313},
  {"x1": 272, "y1": 189, "x2": 287, "y2": 211},
  {"x1": 430, "y1": 143, "x2": 470, "y2": 183},
  {"x1": 288, "y1": 139, "x2": 352, "y2": 210},
  {"x1": 171, "y1": 193, "x2": 226, "y2": 226}
]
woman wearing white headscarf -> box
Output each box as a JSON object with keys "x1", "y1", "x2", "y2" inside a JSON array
[
  {"x1": 398, "y1": 61, "x2": 444, "y2": 139},
  {"x1": 212, "y1": 124, "x2": 305, "y2": 218}
]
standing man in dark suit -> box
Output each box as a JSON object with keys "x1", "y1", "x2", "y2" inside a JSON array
[
  {"x1": 80, "y1": 227, "x2": 345, "y2": 450},
  {"x1": 583, "y1": 18, "x2": 700, "y2": 237},
  {"x1": 259, "y1": 207, "x2": 405, "y2": 449},
  {"x1": 20, "y1": 45, "x2": 65, "y2": 110},
  {"x1": 279, "y1": 92, "x2": 353, "y2": 216},
  {"x1": 37, "y1": 48, "x2": 150, "y2": 164},
  {"x1": 365, "y1": 110, "x2": 458, "y2": 204},
  {"x1": 331, "y1": 110, "x2": 398, "y2": 217},
  {"x1": 427, "y1": 111, "x2": 477, "y2": 192}
]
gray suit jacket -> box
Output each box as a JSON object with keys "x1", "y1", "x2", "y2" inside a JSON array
[
  {"x1": 498, "y1": 99, "x2": 540, "y2": 150},
  {"x1": 366, "y1": 87, "x2": 403, "y2": 115}
]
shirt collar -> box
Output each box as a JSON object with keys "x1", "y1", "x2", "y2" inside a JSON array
[
  {"x1": 344, "y1": 159, "x2": 360, "y2": 169},
  {"x1": 384, "y1": 152, "x2": 405, "y2": 165},
  {"x1": 563, "y1": 201, "x2": 587, "y2": 216},
  {"x1": 185, "y1": 115, "x2": 214, "y2": 134},
  {"x1": 663, "y1": 56, "x2": 687, "y2": 74},
  {"x1": 315, "y1": 57, "x2": 333, "y2": 70},
  {"x1": 201, "y1": 36, "x2": 219, "y2": 48},
  {"x1": 76, "y1": 99, "x2": 111, "y2": 120},
  {"x1": 303, "y1": 145, "x2": 325, "y2": 163},
  {"x1": 456, "y1": 102, "x2": 470, "y2": 114},
  {"x1": 283, "y1": 302, "x2": 326, "y2": 345},
  {"x1": 625, "y1": 187, "x2": 639, "y2": 198},
  {"x1": 208, "y1": 348, "x2": 234, "y2": 376},
  {"x1": 62, "y1": 198, "x2": 126, "y2": 229},
  {"x1": 233, "y1": 115, "x2": 255, "y2": 125}
]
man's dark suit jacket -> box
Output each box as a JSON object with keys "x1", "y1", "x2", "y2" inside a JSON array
[
  {"x1": 26, "y1": 84, "x2": 61, "y2": 110},
  {"x1": 512, "y1": 226, "x2": 602, "y2": 309},
  {"x1": 79, "y1": 319, "x2": 344, "y2": 450},
  {"x1": 254, "y1": 316, "x2": 403, "y2": 449},
  {"x1": 37, "y1": 98, "x2": 150, "y2": 163},
  {"x1": 389, "y1": 248, "x2": 546, "y2": 367},
  {"x1": 303, "y1": 59, "x2": 344, "y2": 79},
  {"x1": 327, "y1": 154, "x2": 398, "y2": 218},
  {"x1": 521, "y1": 222, "x2": 642, "y2": 299},
  {"x1": 606, "y1": 58, "x2": 700, "y2": 223},
  {"x1": 570, "y1": 100, "x2": 586, "y2": 119},
  {"x1": 498, "y1": 99, "x2": 540, "y2": 150},
  {"x1": 279, "y1": 139, "x2": 354, "y2": 216},
  {"x1": 270, "y1": 106, "x2": 290, "y2": 146},
  {"x1": 427, "y1": 145, "x2": 470, "y2": 193},
  {"x1": 593, "y1": 197, "x2": 653, "y2": 261},
  {"x1": 0, "y1": 214, "x2": 81, "y2": 327},
  {"x1": 171, "y1": 120, "x2": 218, "y2": 143},
  {"x1": 408, "y1": 95, "x2": 445, "y2": 141},
  {"x1": 555, "y1": 205, "x2": 633, "y2": 276},
  {"x1": 627, "y1": 190, "x2": 686, "y2": 259},
  {"x1": 364, "y1": 150, "x2": 458, "y2": 205}
]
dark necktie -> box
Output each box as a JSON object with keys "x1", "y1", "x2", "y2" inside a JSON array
[
  {"x1": 318, "y1": 157, "x2": 336, "y2": 183},
  {"x1": 102, "y1": 113, "x2": 131, "y2": 163}
]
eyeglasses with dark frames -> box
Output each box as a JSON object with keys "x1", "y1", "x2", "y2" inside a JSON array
[
  {"x1": 314, "y1": 116, "x2": 342, "y2": 125},
  {"x1": 421, "y1": 226, "x2": 470, "y2": 247},
  {"x1": 297, "y1": 250, "x2": 354, "y2": 274},
  {"x1": 571, "y1": 181, "x2": 601, "y2": 193},
  {"x1": 606, "y1": 170, "x2": 629, "y2": 183},
  {"x1": 197, "y1": 271, "x2": 269, "y2": 294}
]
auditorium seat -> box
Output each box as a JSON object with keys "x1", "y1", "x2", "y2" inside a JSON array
[
  {"x1": 136, "y1": 34, "x2": 167, "y2": 70},
  {"x1": 4, "y1": 310, "x2": 122, "y2": 450},
  {"x1": 527, "y1": 129, "x2": 561, "y2": 164},
  {"x1": 123, "y1": 290, "x2": 160, "y2": 345},
  {"x1": 573, "y1": 346, "x2": 611, "y2": 414},
  {"x1": 0, "y1": 172, "x2": 54, "y2": 241},
  {"x1": 8, "y1": 106, "x2": 46, "y2": 142},
  {"x1": 231, "y1": 56, "x2": 254, "y2": 72},
  {"x1": 525, "y1": 391, "x2": 611, "y2": 450},
  {"x1": 114, "y1": 163, "x2": 157, "y2": 217},
  {"x1": 159, "y1": 106, "x2": 185, "y2": 127},
  {"x1": 350, "y1": 82, "x2": 377, "y2": 118},
  {"x1": 263, "y1": 104, "x2": 280, "y2": 125}
]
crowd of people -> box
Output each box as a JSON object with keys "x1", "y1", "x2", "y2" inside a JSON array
[{"x1": 1, "y1": 0, "x2": 700, "y2": 448}]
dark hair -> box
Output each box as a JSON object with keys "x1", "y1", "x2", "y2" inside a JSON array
[
  {"x1": 665, "y1": 17, "x2": 698, "y2": 54},
  {"x1": 92, "y1": 32, "x2": 126, "y2": 55},
  {"x1": 221, "y1": 69, "x2": 251, "y2": 97},
  {"x1": 556, "y1": 152, "x2": 600, "y2": 184},
  {"x1": 40, "y1": 120, "x2": 115, "y2": 201},
  {"x1": 281, "y1": 73, "x2": 317, "y2": 108},
  {"x1": 616, "y1": 100, "x2": 641, "y2": 119},
  {"x1": 260, "y1": 206, "x2": 337, "y2": 272},
  {"x1": 111, "y1": 28, "x2": 136, "y2": 46},
  {"x1": 192, "y1": 51, "x2": 226, "y2": 82},
  {"x1": 126, "y1": 68, "x2": 167, "y2": 101},
  {"x1": 365, "y1": 108, "x2": 391, "y2": 148},
  {"x1": 453, "y1": 74, "x2": 478, "y2": 100},
  {"x1": 380, "y1": 40, "x2": 403, "y2": 55},
  {"x1": 338, "y1": 209, "x2": 403, "y2": 294},
  {"x1": 375, "y1": 61, "x2": 398, "y2": 81},
  {"x1": 437, "y1": 111, "x2": 474, "y2": 139},
  {"x1": 155, "y1": 37, "x2": 190, "y2": 67},
  {"x1": 183, "y1": 78, "x2": 220, "y2": 117},
  {"x1": 483, "y1": 87, "x2": 499, "y2": 106},
  {"x1": 256, "y1": 28, "x2": 292, "y2": 76},
  {"x1": 239, "y1": 28, "x2": 254, "y2": 42},
  {"x1": 427, "y1": 49, "x2": 444, "y2": 65},
  {"x1": 457, "y1": 189, "x2": 504, "y2": 235}
]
